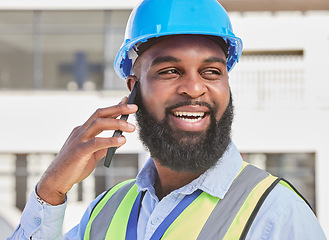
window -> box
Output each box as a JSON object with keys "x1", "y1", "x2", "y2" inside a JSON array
[
  {"x1": 242, "y1": 152, "x2": 316, "y2": 211},
  {"x1": 0, "y1": 10, "x2": 131, "y2": 90},
  {"x1": 94, "y1": 154, "x2": 139, "y2": 197},
  {"x1": 0, "y1": 11, "x2": 34, "y2": 89},
  {"x1": 41, "y1": 11, "x2": 105, "y2": 90},
  {"x1": 0, "y1": 154, "x2": 16, "y2": 207}
]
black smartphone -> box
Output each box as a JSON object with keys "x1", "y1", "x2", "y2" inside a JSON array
[{"x1": 103, "y1": 81, "x2": 139, "y2": 167}]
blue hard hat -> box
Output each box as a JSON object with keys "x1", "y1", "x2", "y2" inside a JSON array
[{"x1": 114, "y1": 0, "x2": 243, "y2": 80}]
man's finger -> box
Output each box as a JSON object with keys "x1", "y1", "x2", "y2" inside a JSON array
[
  {"x1": 81, "y1": 102, "x2": 138, "y2": 129},
  {"x1": 82, "y1": 118, "x2": 136, "y2": 140}
]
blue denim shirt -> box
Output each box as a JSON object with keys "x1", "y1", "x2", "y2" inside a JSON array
[{"x1": 7, "y1": 143, "x2": 327, "y2": 239}]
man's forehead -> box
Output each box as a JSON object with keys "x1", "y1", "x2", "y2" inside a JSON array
[
  {"x1": 140, "y1": 35, "x2": 226, "y2": 61},
  {"x1": 149, "y1": 55, "x2": 227, "y2": 68},
  {"x1": 137, "y1": 35, "x2": 227, "y2": 58}
]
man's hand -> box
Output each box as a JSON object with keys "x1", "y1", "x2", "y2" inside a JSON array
[{"x1": 36, "y1": 97, "x2": 138, "y2": 205}]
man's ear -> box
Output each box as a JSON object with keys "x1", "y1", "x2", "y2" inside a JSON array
[{"x1": 126, "y1": 75, "x2": 138, "y2": 92}]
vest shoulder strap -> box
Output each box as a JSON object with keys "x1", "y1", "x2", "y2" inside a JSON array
[
  {"x1": 239, "y1": 177, "x2": 313, "y2": 240},
  {"x1": 196, "y1": 163, "x2": 272, "y2": 240},
  {"x1": 197, "y1": 163, "x2": 311, "y2": 240},
  {"x1": 84, "y1": 179, "x2": 136, "y2": 240}
]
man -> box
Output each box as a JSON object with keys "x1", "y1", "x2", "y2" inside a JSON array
[{"x1": 8, "y1": 0, "x2": 326, "y2": 239}]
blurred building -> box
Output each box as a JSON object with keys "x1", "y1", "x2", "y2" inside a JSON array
[{"x1": 0, "y1": 0, "x2": 328, "y2": 236}]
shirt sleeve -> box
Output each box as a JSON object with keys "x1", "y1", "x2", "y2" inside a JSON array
[
  {"x1": 7, "y1": 191, "x2": 105, "y2": 240},
  {"x1": 6, "y1": 191, "x2": 66, "y2": 240},
  {"x1": 247, "y1": 184, "x2": 327, "y2": 240}
]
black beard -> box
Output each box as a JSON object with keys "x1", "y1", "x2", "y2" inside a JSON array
[{"x1": 135, "y1": 88, "x2": 234, "y2": 174}]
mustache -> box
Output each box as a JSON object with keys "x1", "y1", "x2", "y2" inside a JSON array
[{"x1": 165, "y1": 101, "x2": 216, "y2": 115}]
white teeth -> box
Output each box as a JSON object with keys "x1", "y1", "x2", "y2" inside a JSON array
[
  {"x1": 173, "y1": 111, "x2": 205, "y2": 123},
  {"x1": 174, "y1": 112, "x2": 205, "y2": 117},
  {"x1": 183, "y1": 118, "x2": 201, "y2": 123}
]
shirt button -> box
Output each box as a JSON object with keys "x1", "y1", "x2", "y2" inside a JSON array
[
  {"x1": 151, "y1": 218, "x2": 159, "y2": 225},
  {"x1": 34, "y1": 217, "x2": 42, "y2": 226}
]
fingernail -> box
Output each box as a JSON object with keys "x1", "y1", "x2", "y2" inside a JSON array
[
  {"x1": 127, "y1": 104, "x2": 137, "y2": 109},
  {"x1": 127, "y1": 123, "x2": 135, "y2": 131},
  {"x1": 117, "y1": 137, "x2": 126, "y2": 144},
  {"x1": 120, "y1": 96, "x2": 128, "y2": 104}
]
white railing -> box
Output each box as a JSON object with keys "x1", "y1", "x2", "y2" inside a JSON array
[{"x1": 230, "y1": 53, "x2": 306, "y2": 110}]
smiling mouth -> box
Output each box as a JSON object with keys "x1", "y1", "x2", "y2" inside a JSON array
[{"x1": 172, "y1": 111, "x2": 207, "y2": 123}]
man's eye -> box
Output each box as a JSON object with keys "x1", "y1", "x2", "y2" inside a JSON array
[
  {"x1": 201, "y1": 69, "x2": 222, "y2": 79},
  {"x1": 159, "y1": 69, "x2": 179, "y2": 75},
  {"x1": 202, "y1": 70, "x2": 221, "y2": 75}
]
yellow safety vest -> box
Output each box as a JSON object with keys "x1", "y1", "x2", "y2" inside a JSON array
[{"x1": 84, "y1": 162, "x2": 309, "y2": 240}]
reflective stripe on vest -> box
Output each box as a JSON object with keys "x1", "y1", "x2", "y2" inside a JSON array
[
  {"x1": 84, "y1": 179, "x2": 136, "y2": 240},
  {"x1": 84, "y1": 163, "x2": 300, "y2": 240}
]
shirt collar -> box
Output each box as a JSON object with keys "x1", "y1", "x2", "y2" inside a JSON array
[{"x1": 136, "y1": 142, "x2": 243, "y2": 199}]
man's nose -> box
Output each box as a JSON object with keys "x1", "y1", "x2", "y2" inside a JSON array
[{"x1": 176, "y1": 73, "x2": 207, "y2": 99}]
